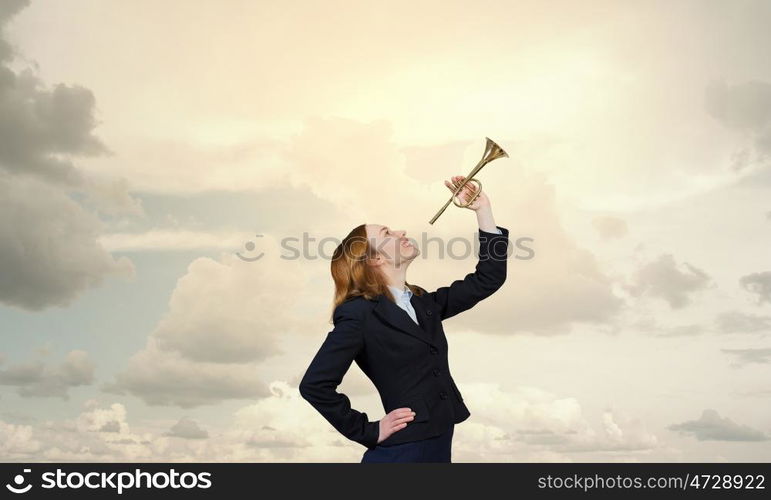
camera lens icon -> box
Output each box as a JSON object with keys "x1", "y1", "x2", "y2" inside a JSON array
[{"x1": 5, "y1": 469, "x2": 32, "y2": 494}]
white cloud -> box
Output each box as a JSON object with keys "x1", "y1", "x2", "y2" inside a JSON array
[
  {"x1": 721, "y1": 348, "x2": 771, "y2": 367},
  {"x1": 739, "y1": 271, "x2": 771, "y2": 305},
  {"x1": 668, "y1": 409, "x2": 769, "y2": 441},
  {"x1": 0, "y1": 173, "x2": 135, "y2": 310},
  {"x1": 0, "y1": 0, "x2": 139, "y2": 310},
  {"x1": 0, "y1": 349, "x2": 95, "y2": 399},
  {"x1": 98, "y1": 229, "x2": 248, "y2": 252},
  {"x1": 101, "y1": 338, "x2": 271, "y2": 408},
  {"x1": 449, "y1": 383, "x2": 659, "y2": 461},
  {"x1": 163, "y1": 417, "x2": 209, "y2": 439},
  {"x1": 715, "y1": 311, "x2": 771, "y2": 335},
  {"x1": 623, "y1": 253, "x2": 713, "y2": 309},
  {"x1": 592, "y1": 215, "x2": 628, "y2": 240},
  {"x1": 103, "y1": 245, "x2": 319, "y2": 407}
]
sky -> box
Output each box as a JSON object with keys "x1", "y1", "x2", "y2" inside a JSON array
[{"x1": 1, "y1": 0, "x2": 770, "y2": 462}]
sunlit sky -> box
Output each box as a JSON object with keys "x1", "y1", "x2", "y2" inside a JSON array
[{"x1": 1, "y1": 0, "x2": 770, "y2": 462}]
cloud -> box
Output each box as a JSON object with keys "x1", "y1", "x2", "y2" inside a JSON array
[
  {"x1": 0, "y1": 380, "x2": 727, "y2": 462},
  {"x1": 715, "y1": 311, "x2": 771, "y2": 334},
  {"x1": 147, "y1": 250, "x2": 307, "y2": 363},
  {"x1": 103, "y1": 246, "x2": 316, "y2": 407},
  {"x1": 0, "y1": 399, "x2": 152, "y2": 461},
  {"x1": 285, "y1": 117, "x2": 416, "y2": 214},
  {"x1": 448, "y1": 384, "x2": 658, "y2": 460},
  {"x1": 163, "y1": 417, "x2": 209, "y2": 439},
  {"x1": 0, "y1": 410, "x2": 36, "y2": 424},
  {"x1": 98, "y1": 229, "x2": 249, "y2": 253},
  {"x1": 721, "y1": 347, "x2": 771, "y2": 367},
  {"x1": 705, "y1": 80, "x2": 771, "y2": 132},
  {"x1": 78, "y1": 133, "x2": 288, "y2": 195},
  {"x1": 633, "y1": 315, "x2": 721, "y2": 337},
  {"x1": 704, "y1": 80, "x2": 771, "y2": 170},
  {"x1": 99, "y1": 420, "x2": 121, "y2": 433},
  {"x1": 0, "y1": 174, "x2": 135, "y2": 310},
  {"x1": 739, "y1": 271, "x2": 771, "y2": 305},
  {"x1": 0, "y1": 0, "x2": 140, "y2": 310},
  {"x1": 101, "y1": 338, "x2": 271, "y2": 408},
  {"x1": 624, "y1": 253, "x2": 712, "y2": 309},
  {"x1": 0, "y1": 382, "x2": 361, "y2": 462},
  {"x1": 592, "y1": 216, "x2": 628, "y2": 240},
  {"x1": 219, "y1": 382, "x2": 658, "y2": 462},
  {"x1": 661, "y1": 325, "x2": 703, "y2": 337},
  {"x1": 0, "y1": 53, "x2": 109, "y2": 185},
  {"x1": 78, "y1": 399, "x2": 130, "y2": 434},
  {"x1": 0, "y1": 349, "x2": 95, "y2": 399},
  {"x1": 0, "y1": 419, "x2": 40, "y2": 458},
  {"x1": 79, "y1": 175, "x2": 144, "y2": 217},
  {"x1": 668, "y1": 409, "x2": 768, "y2": 441},
  {"x1": 0, "y1": 0, "x2": 28, "y2": 63}
]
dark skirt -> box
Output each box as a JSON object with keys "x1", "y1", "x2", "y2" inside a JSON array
[{"x1": 360, "y1": 424, "x2": 454, "y2": 463}]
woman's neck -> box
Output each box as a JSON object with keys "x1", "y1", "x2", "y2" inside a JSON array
[{"x1": 382, "y1": 267, "x2": 408, "y2": 291}]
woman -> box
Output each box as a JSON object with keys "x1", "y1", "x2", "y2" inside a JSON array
[{"x1": 299, "y1": 175, "x2": 509, "y2": 462}]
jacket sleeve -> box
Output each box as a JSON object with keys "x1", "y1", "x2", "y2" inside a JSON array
[
  {"x1": 298, "y1": 300, "x2": 380, "y2": 449},
  {"x1": 424, "y1": 225, "x2": 509, "y2": 320}
]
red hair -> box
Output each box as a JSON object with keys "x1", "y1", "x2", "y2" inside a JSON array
[{"x1": 329, "y1": 224, "x2": 423, "y2": 321}]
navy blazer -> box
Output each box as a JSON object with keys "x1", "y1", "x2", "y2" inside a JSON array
[{"x1": 299, "y1": 225, "x2": 509, "y2": 449}]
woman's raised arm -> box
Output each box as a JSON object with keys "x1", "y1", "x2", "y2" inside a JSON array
[
  {"x1": 424, "y1": 176, "x2": 509, "y2": 319},
  {"x1": 424, "y1": 225, "x2": 509, "y2": 320}
]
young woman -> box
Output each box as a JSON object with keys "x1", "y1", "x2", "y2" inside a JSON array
[{"x1": 299, "y1": 175, "x2": 509, "y2": 462}]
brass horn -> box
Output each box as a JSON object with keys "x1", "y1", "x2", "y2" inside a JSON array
[{"x1": 429, "y1": 137, "x2": 509, "y2": 225}]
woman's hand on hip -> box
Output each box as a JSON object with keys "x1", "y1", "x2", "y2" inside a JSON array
[{"x1": 377, "y1": 407, "x2": 416, "y2": 444}]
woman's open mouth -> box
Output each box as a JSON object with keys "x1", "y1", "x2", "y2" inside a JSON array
[{"x1": 401, "y1": 239, "x2": 412, "y2": 248}]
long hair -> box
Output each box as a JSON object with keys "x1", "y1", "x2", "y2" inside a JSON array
[{"x1": 330, "y1": 224, "x2": 423, "y2": 321}]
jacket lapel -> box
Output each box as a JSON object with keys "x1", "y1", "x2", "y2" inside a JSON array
[
  {"x1": 410, "y1": 294, "x2": 433, "y2": 333},
  {"x1": 372, "y1": 294, "x2": 432, "y2": 345}
]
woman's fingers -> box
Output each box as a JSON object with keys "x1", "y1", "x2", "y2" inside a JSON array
[
  {"x1": 392, "y1": 414, "x2": 415, "y2": 425},
  {"x1": 389, "y1": 409, "x2": 416, "y2": 421},
  {"x1": 443, "y1": 176, "x2": 480, "y2": 207},
  {"x1": 446, "y1": 176, "x2": 467, "y2": 192},
  {"x1": 380, "y1": 412, "x2": 417, "y2": 438},
  {"x1": 448, "y1": 178, "x2": 475, "y2": 201},
  {"x1": 385, "y1": 408, "x2": 416, "y2": 434},
  {"x1": 390, "y1": 422, "x2": 408, "y2": 432}
]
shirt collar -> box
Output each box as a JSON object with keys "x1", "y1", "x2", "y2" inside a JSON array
[{"x1": 387, "y1": 284, "x2": 412, "y2": 301}]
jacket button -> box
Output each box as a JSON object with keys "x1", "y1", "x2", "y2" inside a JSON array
[
  {"x1": 432, "y1": 368, "x2": 441, "y2": 376},
  {"x1": 426, "y1": 310, "x2": 433, "y2": 316},
  {"x1": 429, "y1": 346, "x2": 438, "y2": 354},
  {"x1": 439, "y1": 391, "x2": 448, "y2": 400}
]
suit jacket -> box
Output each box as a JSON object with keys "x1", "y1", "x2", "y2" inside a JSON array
[{"x1": 299, "y1": 225, "x2": 509, "y2": 449}]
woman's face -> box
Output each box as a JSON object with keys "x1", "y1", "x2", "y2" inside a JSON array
[{"x1": 365, "y1": 224, "x2": 419, "y2": 267}]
